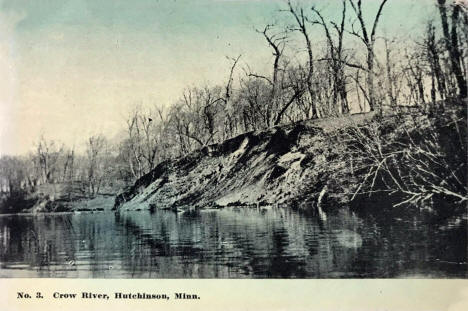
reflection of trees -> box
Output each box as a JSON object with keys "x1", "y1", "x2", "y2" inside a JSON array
[
  {"x1": 117, "y1": 208, "x2": 329, "y2": 277},
  {"x1": 349, "y1": 213, "x2": 468, "y2": 277},
  {"x1": 114, "y1": 211, "x2": 206, "y2": 277},
  {"x1": 0, "y1": 215, "x2": 78, "y2": 277},
  {"x1": 0, "y1": 208, "x2": 465, "y2": 278}
]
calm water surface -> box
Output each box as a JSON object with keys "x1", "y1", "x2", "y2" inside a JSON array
[{"x1": 0, "y1": 207, "x2": 466, "y2": 278}]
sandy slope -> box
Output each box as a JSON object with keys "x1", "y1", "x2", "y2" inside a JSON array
[{"x1": 115, "y1": 112, "x2": 376, "y2": 211}]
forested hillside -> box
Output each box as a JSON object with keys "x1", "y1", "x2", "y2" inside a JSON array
[{"x1": 1, "y1": 0, "x2": 467, "y2": 213}]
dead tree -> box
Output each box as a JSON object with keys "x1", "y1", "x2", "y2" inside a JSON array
[
  {"x1": 423, "y1": 22, "x2": 448, "y2": 102},
  {"x1": 126, "y1": 109, "x2": 145, "y2": 179},
  {"x1": 85, "y1": 135, "x2": 107, "y2": 197},
  {"x1": 249, "y1": 24, "x2": 287, "y2": 127},
  {"x1": 311, "y1": 0, "x2": 350, "y2": 115},
  {"x1": 222, "y1": 55, "x2": 242, "y2": 139},
  {"x1": 437, "y1": 0, "x2": 467, "y2": 98},
  {"x1": 36, "y1": 136, "x2": 63, "y2": 184},
  {"x1": 285, "y1": 1, "x2": 318, "y2": 118},
  {"x1": 347, "y1": 0, "x2": 389, "y2": 111}
]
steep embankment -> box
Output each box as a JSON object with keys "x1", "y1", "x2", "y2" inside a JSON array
[
  {"x1": 114, "y1": 112, "x2": 376, "y2": 211},
  {"x1": 115, "y1": 101, "x2": 467, "y2": 213}
]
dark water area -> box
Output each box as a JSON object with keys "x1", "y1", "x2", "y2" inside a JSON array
[{"x1": 0, "y1": 207, "x2": 466, "y2": 278}]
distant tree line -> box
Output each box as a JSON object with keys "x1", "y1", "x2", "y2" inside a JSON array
[{"x1": 0, "y1": 0, "x2": 466, "y2": 203}]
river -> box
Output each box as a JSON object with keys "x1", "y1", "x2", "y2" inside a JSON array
[{"x1": 0, "y1": 207, "x2": 466, "y2": 278}]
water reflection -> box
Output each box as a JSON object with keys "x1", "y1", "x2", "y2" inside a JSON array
[{"x1": 0, "y1": 207, "x2": 466, "y2": 278}]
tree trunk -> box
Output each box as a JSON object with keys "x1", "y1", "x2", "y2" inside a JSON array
[{"x1": 366, "y1": 47, "x2": 376, "y2": 111}]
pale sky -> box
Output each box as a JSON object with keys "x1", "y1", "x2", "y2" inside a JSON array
[{"x1": 0, "y1": 0, "x2": 437, "y2": 155}]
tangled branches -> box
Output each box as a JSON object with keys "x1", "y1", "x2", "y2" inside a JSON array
[{"x1": 340, "y1": 103, "x2": 467, "y2": 209}]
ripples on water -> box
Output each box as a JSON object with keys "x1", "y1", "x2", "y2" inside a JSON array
[{"x1": 0, "y1": 207, "x2": 466, "y2": 278}]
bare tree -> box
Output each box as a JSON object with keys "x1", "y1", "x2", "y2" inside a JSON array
[
  {"x1": 285, "y1": 1, "x2": 318, "y2": 118},
  {"x1": 248, "y1": 24, "x2": 288, "y2": 126},
  {"x1": 35, "y1": 136, "x2": 64, "y2": 184},
  {"x1": 0, "y1": 156, "x2": 28, "y2": 196},
  {"x1": 237, "y1": 76, "x2": 272, "y2": 131},
  {"x1": 402, "y1": 48, "x2": 427, "y2": 106},
  {"x1": 221, "y1": 55, "x2": 242, "y2": 140},
  {"x1": 311, "y1": 0, "x2": 350, "y2": 115},
  {"x1": 126, "y1": 108, "x2": 145, "y2": 179},
  {"x1": 437, "y1": 0, "x2": 467, "y2": 98},
  {"x1": 274, "y1": 63, "x2": 307, "y2": 125},
  {"x1": 85, "y1": 135, "x2": 107, "y2": 197},
  {"x1": 347, "y1": 0, "x2": 389, "y2": 111}
]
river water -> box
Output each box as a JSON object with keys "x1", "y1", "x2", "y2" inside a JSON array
[{"x1": 0, "y1": 207, "x2": 466, "y2": 278}]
